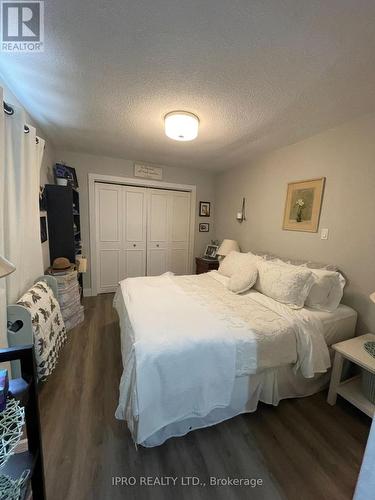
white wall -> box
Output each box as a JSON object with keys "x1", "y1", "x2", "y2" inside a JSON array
[
  {"x1": 215, "y1": 112, "x2": 375, "y2": 333},
  {"x1": 55, "y1": 150, "x2": 216, "y2": 291}
]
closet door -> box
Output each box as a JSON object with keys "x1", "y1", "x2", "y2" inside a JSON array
[
  {"x1": 169, "y1": 191, "x2": 191, "y2": 275},
  {"x1": 147, "y1": 190, "x2": 169, "y2": 276},
  {"x1": 95, "y1": 183, "x2": 122, "y2": 293},
  {"x1": 122, "y1": 186, "x2": 147, "y2": 278},
  {"x1": 147, "y1": 189, "x2": 191, "y2": 276}
]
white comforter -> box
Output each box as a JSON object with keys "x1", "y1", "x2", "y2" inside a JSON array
[{"x1": 114, "y1": 271, "x2": 330, "y2": 445}]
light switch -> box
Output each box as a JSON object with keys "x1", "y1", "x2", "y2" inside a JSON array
[{"x1": 321, "y1": 228, "x2": 329, "y2": 240}]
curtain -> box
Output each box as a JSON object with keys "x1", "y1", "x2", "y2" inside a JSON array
[
  {"x1": 0, "y1": 86, "x2": 6, "y2": 349},
  {"x1": 354, "y1": 418, "x2": 375, "y2": 499},
  {"x1": 3, "y1": 99, "x2": 45, "y2": 304}
]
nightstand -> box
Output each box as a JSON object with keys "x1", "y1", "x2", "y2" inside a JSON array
[
  {"x1": 327, "y1": 334, "x2": 375, "y2": 418},
  {"x1": 195, "y1": 257, "x2": 219, "y2": 274}
]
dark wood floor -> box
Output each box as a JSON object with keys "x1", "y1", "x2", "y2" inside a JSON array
[{"x1": 39, "y1": 293, "x2": 370, "y2": 500}]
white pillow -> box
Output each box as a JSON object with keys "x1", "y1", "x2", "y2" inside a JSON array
[
  {"x1": 218, "y1": 251, "x2": 260, "y2": 277},
  {"x1": 271, "y1": 258, "x2": 346, "y2": 312},
  {"x1": 228, "y1": 264, "x2": 258, "y2": 294},
  {"x1": 254, "y1": 260, "x2": 314, "y2": 309},
  {"x1": 305, "y1": 268, "x2": 346, "y2": 312}
]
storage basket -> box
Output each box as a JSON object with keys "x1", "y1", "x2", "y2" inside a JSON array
[{"x1": 361, "y1": 369, "x2": 375, "y2": 404}]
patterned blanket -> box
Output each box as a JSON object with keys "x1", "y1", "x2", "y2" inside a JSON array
[{"x1": 17, "y1": 281, "x2": 67, "y2": 380}]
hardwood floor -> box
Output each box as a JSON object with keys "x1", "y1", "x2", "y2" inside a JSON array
[{"x1": 39, "y1": 293, "x2": 370, "y2": 500}]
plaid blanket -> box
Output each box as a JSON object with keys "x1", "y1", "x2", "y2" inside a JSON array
[{"x1": 17, "y1": 281, "x2": 67, "y2": 380}]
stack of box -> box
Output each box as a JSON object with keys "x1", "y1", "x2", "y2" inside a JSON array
[{"x1": 53, "y1": 270, "x2": 84, "y2": 331}]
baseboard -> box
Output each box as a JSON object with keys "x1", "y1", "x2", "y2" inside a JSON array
[{"x1": 83, "y1": 288, "x2": 93, "y2": 297}]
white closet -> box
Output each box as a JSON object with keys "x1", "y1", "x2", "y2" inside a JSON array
[{"x1": 94, "y1": 182, "x2": 192, "y2": 293}]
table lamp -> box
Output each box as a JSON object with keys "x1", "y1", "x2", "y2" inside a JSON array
[
  {"x1": 217, "y1": 239, "x2": 240, "y2": 260},
  {"x1": 0, "y1": 256, "x2": 15, "y2": 278}
]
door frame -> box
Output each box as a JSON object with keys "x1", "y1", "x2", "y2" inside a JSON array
[{"x1": 88, "y1": 173, "x2": 196, "y2": 296}]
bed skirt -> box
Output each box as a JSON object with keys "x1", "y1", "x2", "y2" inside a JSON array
[{"x1": 116, "y1": 353, "x2": 333, "y2": 447}]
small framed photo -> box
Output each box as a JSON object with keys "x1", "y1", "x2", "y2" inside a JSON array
[
  {"x1": 199, "y1": 201, "x2": 211, "y2": 217},
  {"x1": 199, "y1": 223, "x2": 209, "y2": 232},
  {"x1": 203, "y1": 244, "x2": 218, "y2": 259},
  {"x1": 40, "y1": 216, "x2": 47, "y2": 243}
]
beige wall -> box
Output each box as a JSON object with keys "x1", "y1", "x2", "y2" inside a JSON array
[
  {"x1": 55, "y1": 150, "x2": 216, "y2": 290},
  {"x1": 215, "y1": 112, "x2": 375, "y2": 333}
]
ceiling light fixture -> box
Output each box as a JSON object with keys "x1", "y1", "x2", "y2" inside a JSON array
[{"x1": 164, "y1": 111, "x2": 199, "y2": 141}]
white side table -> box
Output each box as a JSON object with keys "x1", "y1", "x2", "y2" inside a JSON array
[{"x1": 327, "y1": 333, "x2": 375, "y2": 418}]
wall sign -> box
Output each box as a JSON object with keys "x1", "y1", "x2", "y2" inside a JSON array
[{"x1": 134, "y1": 163, "x2": 163, "y2": 180}]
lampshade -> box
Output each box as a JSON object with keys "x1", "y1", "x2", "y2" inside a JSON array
[
  {"x1": 217, "y1": 239, "x2": 240, "y2": 256},
  {"x1": 370, "y1": 292, "x2": 375, "y2": 304},
  {"x1": 164, "y1": 111, "x2": 199, "y2": 141},
  {"x1": 0, "y1": 256, "x2": 16, "y2": 278}
]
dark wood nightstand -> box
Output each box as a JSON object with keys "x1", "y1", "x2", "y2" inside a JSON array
[{"x1": 195, "y1": 257, "x2": 219, "y2": 274}]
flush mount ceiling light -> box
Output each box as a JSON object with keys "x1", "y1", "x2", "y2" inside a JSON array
[{"x1": 164, "y1": 111, "x2": 199, "y2": 141}]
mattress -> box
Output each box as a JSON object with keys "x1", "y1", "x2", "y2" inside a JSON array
[{"x1": 306, "y1": 304, "x2": 357, "y2": 346}]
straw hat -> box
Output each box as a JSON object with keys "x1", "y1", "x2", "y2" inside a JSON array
[{"x1": 48, "y1": 257, "x2": 75, "y2": 274}]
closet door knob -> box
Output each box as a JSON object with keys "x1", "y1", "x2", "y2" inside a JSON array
[
  {"x1": 156, "y1": 244, "x2": 160, "y2": 248},
  {"x1": 133, "y1": 244, "x2": 136, "y2": 247}
]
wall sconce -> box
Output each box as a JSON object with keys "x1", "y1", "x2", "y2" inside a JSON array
[{"x1": 236, "y1": 197, "x2": 246, "y2": 223}]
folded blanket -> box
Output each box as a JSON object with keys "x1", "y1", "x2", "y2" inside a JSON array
[
  {"x1": 17, "y1": 281, "x2": 67, "y2": 380},
  {"x1": 119, "y1": 273, "x2": 245, "y2": 444}
]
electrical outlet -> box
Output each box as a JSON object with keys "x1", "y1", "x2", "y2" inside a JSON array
[{"x1": 321, "y1": 228, "x2": 329, "y2": 240}]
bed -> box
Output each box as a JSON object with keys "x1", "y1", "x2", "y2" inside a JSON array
[{"x1": 114, "y1": 267, "x2": 357, "y2": 448}]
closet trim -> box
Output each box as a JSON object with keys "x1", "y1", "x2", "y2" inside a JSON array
[{"x1": 88, "y1": 173, "x2": 197, "y2": 296}]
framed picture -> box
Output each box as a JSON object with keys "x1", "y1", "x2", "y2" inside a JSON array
[
  {"x1": 199, "y1": 201, "x2": 211, "y2": 217},
  {"x1": 199, "y1": 223, "x2": 209, "y2": 232},
  {"x1": 40, "y1": 216, "x2": 47, "y2": 243},
  {"x1": 39, "y1": 185, "x2": 47, "y2": 211},
  {"x1": 283, "y1": 177, "x2": 325, "y2": 232},
  {"x1": 203, "y1": 244, "x2": 218, "y2": 259},
  {"x1": 53, "y1": 163, "x2": 79, "y2": 189}
]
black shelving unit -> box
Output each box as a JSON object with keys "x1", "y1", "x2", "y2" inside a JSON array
[
  {"x1": 45, "y1": 184, "x2": 83, "y2": 289},
  {"x1": 45, "y1": 184, "x2": 82, "y2": 263},
  {"x1": 0, "y1": 345, "x2": 46, "y2": 499}
]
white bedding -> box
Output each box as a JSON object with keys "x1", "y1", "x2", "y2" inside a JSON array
[{"x1": 113, "y1": 271, "x2": 345, "y2": 446}]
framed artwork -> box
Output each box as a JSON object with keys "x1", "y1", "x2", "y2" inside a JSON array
[
  {"x1": 134, "y1": 163, "x2": 163, "y2": 180},
  {"x1": 53, "y1": 163, "x2": 79, "y2": 189},
  {"x1": 199, "y1": 223, "x2": 209, "y2": 232},
  {"x1": 283, "y1": 177, "x2": 325, "y2": 232},
  {"x1": 40, "y1": 216, "x2": 47, "y2": 243},
  {"x1": 203, "y1": 244, "x2": 218, "y2": 259},
  {"x1": 39, "y1": 185, "x2": 47, "y2": 211},
  {"x1": 199, "y1": 201, "x2": 211, "y2": 217}
]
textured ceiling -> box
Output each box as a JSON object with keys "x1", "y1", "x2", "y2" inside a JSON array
[{"x1": 1, "y1": 0, "x2": 375, "y2": 171}]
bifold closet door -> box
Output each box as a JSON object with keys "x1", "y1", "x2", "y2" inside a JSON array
[
  {"x1": 123, "y1": 186, "x2": 147, "y2": 279},
  {"x1": 147, "y1": 189, "x2": 191, "y2": 276},
  {"x1": 95, "y1": 183, "x2": 122, "y2": 293},
  {"x1": 95, "y1": 183, "x2": 147, "y2": 293}
]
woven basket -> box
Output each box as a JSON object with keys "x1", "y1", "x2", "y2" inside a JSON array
[{"x1": 361, "y1": 369, "x2": 375, "y2": 404}]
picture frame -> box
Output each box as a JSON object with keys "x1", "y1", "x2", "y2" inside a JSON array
[
  {"x1": 199, "y1": 223, "x2": 209, "y2": 232},
  {"x1": 203, "y1": 244, "x2": 218, "y2": 259},
  {"x1": 199, "y1": 201, "x2": 211, "y2": 217},
  {"x1": 40, "y1": 216, "x2": 47, "y2": 243},
  {"x1": 282, "y1": 177, "x2": 325, "y2": 232},
  {"x1": 53, "y1": 163, "x2": 79, "y2": 189}
]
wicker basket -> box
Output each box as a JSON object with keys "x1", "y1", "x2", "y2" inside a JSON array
[{"x1": 361, "y1": 369, "x2": 375, "y2": 404}]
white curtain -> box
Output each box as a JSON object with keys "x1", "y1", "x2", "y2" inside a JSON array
[
  {"x1": 0, "y1": 86, "x2": 6, "y2": 349},
  {"x1": 354, "y1": 418, "x2": 375, "y2": 499},
  {"x1": 2, "y1": 94, "x2": 45, "y2": 304}
]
